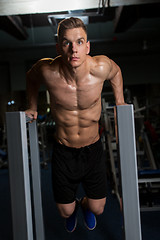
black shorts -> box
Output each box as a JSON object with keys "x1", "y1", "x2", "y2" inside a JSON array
[{"x1": 51, "y1": 138, "x2": 107, "y2": 204}]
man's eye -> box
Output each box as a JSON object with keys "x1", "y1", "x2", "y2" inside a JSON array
[
  {"x1": 63, "y1": 41, "x2": 70, "y2": 46},
  {"x1": 78, "y1": 40, "x2": 83, "y2": 45}
]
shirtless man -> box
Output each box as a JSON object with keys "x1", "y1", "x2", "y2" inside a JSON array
[{"x1": 25, "y1": 17, "x2": 125, "y2": 232}]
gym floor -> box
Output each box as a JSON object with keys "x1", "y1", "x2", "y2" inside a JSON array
[{"x1": 0, "y1": 163, "x2": 160, "y2": 240}]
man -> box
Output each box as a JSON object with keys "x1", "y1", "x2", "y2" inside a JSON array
[{"x1": 25, "y1": 17, "x2": 125, "y2": 232}]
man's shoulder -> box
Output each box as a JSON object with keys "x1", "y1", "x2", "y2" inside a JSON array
[
  {"x1": 39, "y1": 57, "x2": 54, "y2": 64},
  {"x1": 36, "y1": 56, "x2": 61, "y2": 68},
  {"x1": 29, "y1": 56, "x2": 61, "y2": 73},
  {"x1": 91, "y1": 55, "x2": 111, "y2": 66},
  {"x1": 89, "y1": 55, "x2": 111, "y2": 78}
]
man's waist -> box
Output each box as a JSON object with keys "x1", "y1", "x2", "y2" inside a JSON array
[
  {"x1": 54, "y1": 124, "x2": 99, "y2": 148},
  {"x1": 53, "y1": 135, "x2": 101, "y2": 150}
]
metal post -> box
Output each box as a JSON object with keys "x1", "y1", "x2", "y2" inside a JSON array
[
  {"x1": 116, "y1": 105, "x2": 142, "y2": 240},
  {"x1": 6, "y1": 112, "x2": 45, "y2": 240},
  {"x1": 28, "y1": 121, "x2": 45, "y2": 240},
  {"x1": 6, "y1": 112, "x2": 34, "y2": 240}
]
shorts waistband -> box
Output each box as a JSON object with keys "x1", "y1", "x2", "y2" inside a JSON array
[{"x1": 53, "y1": 138, "x2": 101, "y2": 151}]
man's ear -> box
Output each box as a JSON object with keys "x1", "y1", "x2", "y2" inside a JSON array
[
  {"x1": 86, "y1": 41, "x2": 90, "y2": 55},
  {"x1": 56, "y1": 43, "x2": 61, "y2": 55}
]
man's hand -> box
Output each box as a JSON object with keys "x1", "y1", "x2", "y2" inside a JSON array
[{"x1": 25, "y1": 109, "x2": 38, "y2": 122}]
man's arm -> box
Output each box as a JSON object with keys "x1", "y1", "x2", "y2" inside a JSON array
[
  {"x1": 94, "y1": 55, "x2": 125, "y2": 105},
  {"x1": 107, "y1": 59, "x2": 125, "y2": 105},
  {"x1": 25, "y1": 63, "x2": 42, "y2": 120},
  {"x1": 107, "y1": 58, "x2": 126, "y2": 146}
]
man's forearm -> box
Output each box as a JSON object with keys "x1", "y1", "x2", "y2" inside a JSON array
[
  {"x1": 26, "y1": 75, "x2": 40, "y2": 110},
  {"x1": 110, "y1": 67, "x2": 125, "y2": 105}
]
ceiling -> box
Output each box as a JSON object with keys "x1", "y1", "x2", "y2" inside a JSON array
[{"x1": 0, "y1": 1, "x2": 160, "y2": 52}]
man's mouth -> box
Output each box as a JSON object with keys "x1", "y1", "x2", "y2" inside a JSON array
[{"x1": 71, "y1": 57, "x2": 79, "y2": 61}]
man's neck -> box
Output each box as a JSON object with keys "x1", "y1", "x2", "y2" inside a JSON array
[{"x1": 62, "y1": 58, "x2": 89, "y2": 83}]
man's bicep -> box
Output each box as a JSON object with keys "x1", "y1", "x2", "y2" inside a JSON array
[
  {"x1": 107, "y1": 59, "x2": 120, "y2": 81},
  {"x1": 99, "y1": 57, "x2": 116, "y2": 82},
  {"x1": 26, "y1": 63, "x2": 43, "y2": 87}
]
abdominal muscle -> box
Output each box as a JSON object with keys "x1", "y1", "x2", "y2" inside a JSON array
[
  {"x1": 56, "y1": 123, "x2": 99, "y2": 148},
  {"x1": 52, "y1": 105, "x2": 101, "y2": 148}
]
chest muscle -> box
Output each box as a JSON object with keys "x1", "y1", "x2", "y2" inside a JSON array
[{"x1": 49, "y1": 79, "x2": 103, "y2": 110}]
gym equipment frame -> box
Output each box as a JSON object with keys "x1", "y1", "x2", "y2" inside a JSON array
[
  {"x1": 6, "y1": 106, "x2": 142, "y2": 240},
  {"x1": 6, "y1": 112, "x2": 45, "y2": 240},
  {"x1": 116, "y1": 105, "x2": 142, "y2": 240}
]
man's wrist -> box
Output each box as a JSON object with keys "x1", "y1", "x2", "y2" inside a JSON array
[
  {"x1": 27, "y1": 106, "x2": 37, "y2": 111},
  {"x1": 115, "y1": 100, "x2": 125, "y2": 105}
]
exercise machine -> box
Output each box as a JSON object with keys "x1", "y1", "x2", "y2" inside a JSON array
[
  {"x1": 6, "y1": 112, "x2": 45, "y2": 240},
  {"x1": 6, "y1": 107, "x2": 142, "y2": 240}
]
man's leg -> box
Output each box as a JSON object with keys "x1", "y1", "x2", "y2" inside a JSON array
[
  {"x1": 57, "y1": 201, "x2": 76, "y2": 218},
  {"x1": 83, "y1": 197, "x2": 106, "y2": 215},
  {"x1": 57, "y1": 200, "x2": 79, "y2": 232},
  {"x1": 81, "y1": 197, "x2": 106, "y2": 230}
]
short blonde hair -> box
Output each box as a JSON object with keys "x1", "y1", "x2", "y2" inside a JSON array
[{"x1": 57, "y1": 17, "x2": 87, "y2": 42}]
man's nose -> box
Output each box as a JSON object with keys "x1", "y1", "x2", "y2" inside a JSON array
[{"x1": 71, "y1": 42, "x2": 77, "y2": 52}]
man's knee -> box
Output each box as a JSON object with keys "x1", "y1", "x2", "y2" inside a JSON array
[
  {"x1": 88, "y1": 198, "x2": 106, "y2": 215},
  {"x1": 57, "y1": 201, "x2": 76, "y2": 218},
  {"x1": 94, "y1": 205, "x2": 105, "y2": 215}
]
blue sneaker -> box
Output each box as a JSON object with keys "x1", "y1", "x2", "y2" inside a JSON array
[
  {"x1": 81, "y1": 202, "x2": 97, "y2": 230},
  {"x1": 65, "y1": 200, "x2": 79, "y2": 232}
]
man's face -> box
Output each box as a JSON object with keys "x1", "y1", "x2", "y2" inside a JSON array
[{"x1": 57, "y1": 27, "x2": 90, "y2": 68}]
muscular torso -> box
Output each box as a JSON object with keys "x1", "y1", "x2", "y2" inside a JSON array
[{"x1": 33, "y1": 56, "x2": 109, "y2": 148}]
